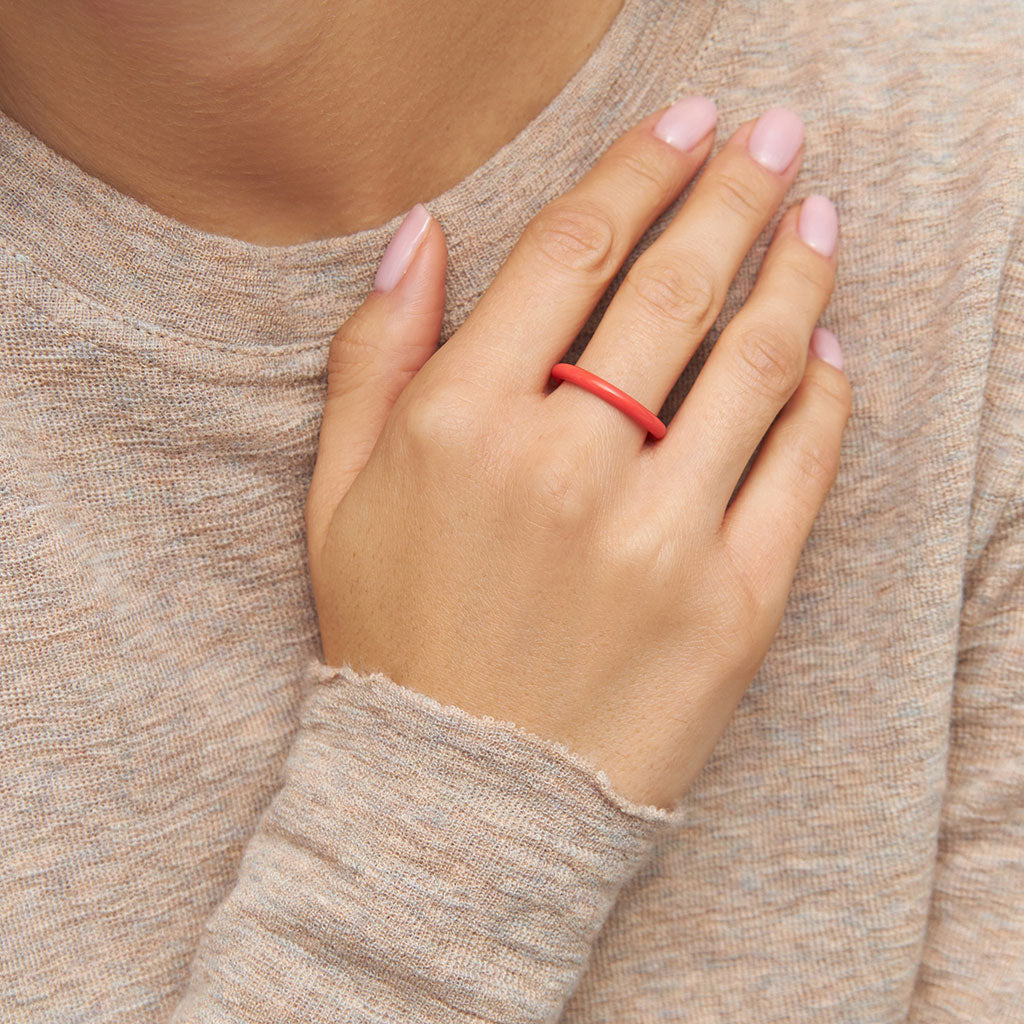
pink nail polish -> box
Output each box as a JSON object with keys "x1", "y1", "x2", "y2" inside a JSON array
[
  {"x1": 748, "y1": 108, "x2": 804, "y2": 174},
  {"x1": 798, "y1": 194, "x2": 838, "y2": 257},
  {"x1": 374, "y1": 203, "x2": 432, "y2": 292},
  {"x1": 809, "y1": 327, "x2": 844, "y2": 371},
  {"x1": 653, "y1": 96, "x2": 718, "y2": 152}
]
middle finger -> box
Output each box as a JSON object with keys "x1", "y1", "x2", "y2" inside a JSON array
[{"x1": 548, "y1": 108, "x2": 805, "y2": 445}]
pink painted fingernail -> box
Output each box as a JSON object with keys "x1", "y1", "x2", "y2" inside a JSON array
[
  {"x1": 798, "y1": 194, "x2": 838, "y2": 257},
  {"x1": 374, "y1": 203, "x2": 432, "y2": 292},
  {"x1": 653, "y1": 96, "x2": 718, "y2": 152},
  {"x1": 748, "y1": 107, "x2": 805, "y2": 174},
  {"x1": 809, "y1": 327, "x2": 844, "y2": 371}
]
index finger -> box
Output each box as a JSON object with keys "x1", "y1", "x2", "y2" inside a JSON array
[{"x1": 442, "y1": 96, "x2": 719, "y2": 394}]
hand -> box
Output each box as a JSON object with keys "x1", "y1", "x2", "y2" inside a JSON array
[{"x1": 305, "y1": 99, "x2": 850, "y2": 810}]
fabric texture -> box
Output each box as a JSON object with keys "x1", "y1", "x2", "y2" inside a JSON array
[{"x1": 1, "y1": 0, "x2": 1022, "y2": 1020}]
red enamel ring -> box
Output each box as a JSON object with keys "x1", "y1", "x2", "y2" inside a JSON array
[{"x1": 549, "y1": 363, "x2": 667, "y2": 440}]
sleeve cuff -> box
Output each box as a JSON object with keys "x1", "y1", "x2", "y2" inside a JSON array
[{"x1": 176, "y1": 657, "x2": 690, "y2": 1022}]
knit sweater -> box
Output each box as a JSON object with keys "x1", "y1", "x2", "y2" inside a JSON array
[{"x1": 1, "y1": 0, "x2": 1022, "y2": 1020}]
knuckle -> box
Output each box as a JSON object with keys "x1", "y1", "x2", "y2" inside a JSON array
[
  {"x1": 804, "y1": 361, "x2": 853, "y2": 417},
  {"x1": 730, "y1": 323, "x2": 803, "y2": 402},
  {"x1": 325, "y1": 318, "x2": 379, "y2": 398},
  {"x1": 716, "y1": 539, "x2": 769, "y2": 639},
  {"x1": 776, "y1": 251, "x2": 832, "y2": 296},
  {"x1": 607, "y1": 145, "x2": 678, "y2": 206},
  {"x1": 625, "y1": 253, "x2": 720, "y2": 335},
  {"x1": 714, "y1": 168, "x2": 764, "y2": 221},
  {"x1": 399, "y1": 387, "x2": 482, "y2": 454},
  {"x1": 518, "y1": 443, "x2": 595, "y2": 529},
  {"x1": 720, "y1": 534, "x2": 789, "y2": 644},
  {"x1": 608, "y1": 518, "x2": 676, "y2": 584},
  {"x1": 783, "y1": 425, "x2": 840, "y2": 492},
  {"x1": 527, "y1": 198, "x2": 618, "y2": 277}
]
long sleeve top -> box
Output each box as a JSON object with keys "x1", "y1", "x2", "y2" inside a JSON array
[{"x1": 1, "y1": 0, "x2": 1022, "y2": 1020}]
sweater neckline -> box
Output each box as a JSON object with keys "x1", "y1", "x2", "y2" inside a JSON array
[{"x1": 0, "y1": 0, "x2": 718, "y2": 350}]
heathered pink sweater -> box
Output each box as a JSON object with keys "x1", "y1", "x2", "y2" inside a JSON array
[{"x1": 1, "y1": 0, "x2": 1022, "y2": 1020}]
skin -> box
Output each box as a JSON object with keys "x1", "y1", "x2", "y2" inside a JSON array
[
  {"x1": 0, "y1": 0, "x2": 624, "y2": 244},
  {"x1": 0, "y1": 2, "x2": 851, "y2": 806},
  {"x1": 306, "y1": 108, "x2": 851, "y2": 809}
]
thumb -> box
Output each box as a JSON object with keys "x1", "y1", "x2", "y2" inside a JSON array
[{"x1": 307, "y1": 203, "x2": 446, "y2": 551}]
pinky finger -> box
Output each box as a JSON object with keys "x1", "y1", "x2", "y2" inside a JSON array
[{"x1": 719, "y1": 328, "x2": 851, "y2": 605}]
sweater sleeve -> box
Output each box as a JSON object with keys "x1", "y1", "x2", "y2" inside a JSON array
[
  {"x1": 906, "y1": 227, "x2": 1024, "y2": 1020},
  {"x1": 169, "y1": 660, "x2": 690, "y2": 1023}
]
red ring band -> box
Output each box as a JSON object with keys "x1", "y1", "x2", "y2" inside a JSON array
[{"x1": 549, "y1": 363, "x2": 667, "y2": 440}]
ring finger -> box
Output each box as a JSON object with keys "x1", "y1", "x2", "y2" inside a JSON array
[{"x1": 547, "y1": 108, "x2": 805, "y2": 447}]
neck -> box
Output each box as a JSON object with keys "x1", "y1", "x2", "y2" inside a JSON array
[{"x1": 0, "y1": 0, "x2": 622, "y2": 245}]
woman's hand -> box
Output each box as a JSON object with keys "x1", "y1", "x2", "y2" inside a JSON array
[{"x1": 305, "y1": 99, "x2": 850, "y2": 811}]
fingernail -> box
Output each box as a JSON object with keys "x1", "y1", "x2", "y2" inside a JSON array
[
  {"x1": 373, "y1": 203, "x2": 432, "y2": 292},
  {"x1": 798, "y1": 194, "x2": 838, "y2": 257},
  {"x1": 809, "y1": 327, "x2": 844, "y2": 371},
  {"x1": 653, "y1": 96, "x2": 718, "y2": 152},
  {"x1": 748, "y1": 107, "x2": 805, "y2": 174}
]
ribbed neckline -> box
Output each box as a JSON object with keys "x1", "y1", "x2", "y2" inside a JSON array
[{"x1": 0, "y1": 0, "x2": 717, "y2": 350}]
